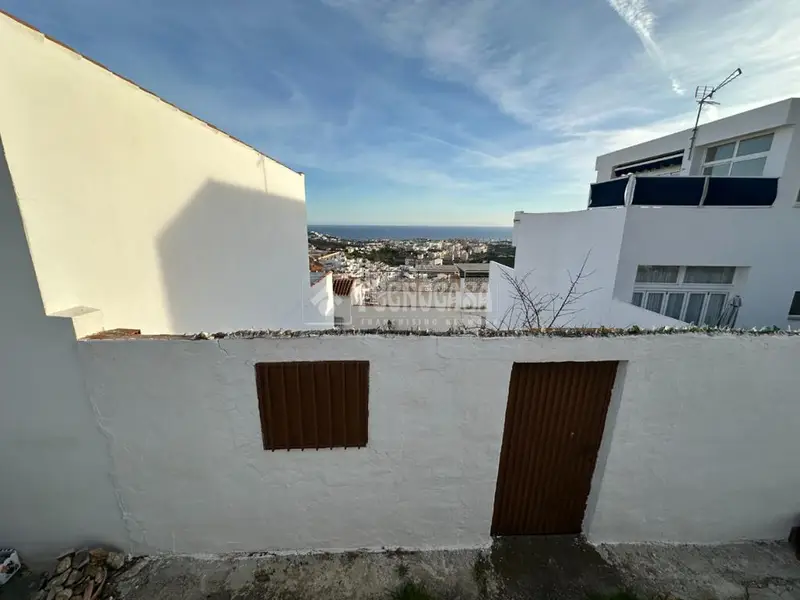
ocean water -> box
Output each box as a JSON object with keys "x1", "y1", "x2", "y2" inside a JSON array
[{"x1": 309, "y1": 224, "x2": 512, "y2": 241}]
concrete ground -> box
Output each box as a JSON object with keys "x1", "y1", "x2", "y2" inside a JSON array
[
  {"x1": 599, "y1": 541, "x2": 800, "y2": 600},
  {"x1": 7, "y1": 538, "x2": 799, "y2": 599},
  {"x1": 105, "y1": 537, "x2": 623, "y2": 600}
]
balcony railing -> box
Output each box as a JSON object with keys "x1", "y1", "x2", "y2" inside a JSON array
[{"x1": 588, "y1": 175, "x2": 779, "y2": 208}]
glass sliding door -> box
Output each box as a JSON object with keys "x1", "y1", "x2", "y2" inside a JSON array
[
  {"x1": 684, "y1": 293, "x2": 706, "y2": 324},
  {"x1": 644, "y1": 292, "x2": 665, "y2": 314},
  {"x1": 664, "y1": 293, "x2": 685, "y2": 320},
  {"x1": 703, "y1": 293, "x2": 727, "y2": 326}
]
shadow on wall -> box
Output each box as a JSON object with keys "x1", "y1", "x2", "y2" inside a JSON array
[
  {"x1": 157, "y1": 180, "x2": 308, "y2": 333},
  {"x1": 0, "y1": 135, "x2": 128, "y2": 557}
]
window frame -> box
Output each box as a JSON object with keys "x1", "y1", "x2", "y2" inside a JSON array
[
  {"x1": 632, "y1": 265, "x2": 736, "y2": 325},
  {"x1": 702, "y1": 133, "x2": 773, "y2": 178},
  {"x1": 633, "y1": 289, "x2": 729, "y2": 325}
]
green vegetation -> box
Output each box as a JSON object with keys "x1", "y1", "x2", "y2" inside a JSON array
[
  {"x1": 351, "y1": 245, "x2": 411, "y2": 266},
  {"x1": 468, "y1": 242, "x2": 515, "y2": 267},
  {"x1": 389, "y1": 580, "x2": 437, "y2": 600},
  {"x1": 309, "y1": 238, "x2": 349, "y2": 251}
]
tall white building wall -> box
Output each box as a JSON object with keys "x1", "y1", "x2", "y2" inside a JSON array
[
  {"x1": 615, "y1": 204, "x2": 800, "y2": 329},
  {"x1": 509, "y1": 208, "x2": 660, "y2": 327},
  {"x1": 0, "y1": 138, "x2": 128, "y2": 558},
  {"x1": 0, "y1": 13, "x2": 310, "y2": 334},
  {"x1": 609, "y1": 114, "x2": 800, "y2": 329}
]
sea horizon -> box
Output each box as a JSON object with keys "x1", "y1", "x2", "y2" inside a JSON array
[{"x1": 309, "y1": 224, "x2": 512, "y2": 241}]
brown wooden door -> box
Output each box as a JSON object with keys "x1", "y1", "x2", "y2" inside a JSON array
[{"x1": 491, "y1": 361, "x2": 618, "y2": 536}]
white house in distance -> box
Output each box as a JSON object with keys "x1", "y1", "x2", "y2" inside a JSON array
[
  {"x1": 333, "y1": 266, "x2": 489, "y2": 331},
  {"x1": 332, "y1": 277, "x2": 365, "y2": 327},
  {"x1": 0, "y1": 10, "x2": 330, "y2": 336},
  {"x1": 491, "y1": 97, "x2": 800, "y2": 330}
]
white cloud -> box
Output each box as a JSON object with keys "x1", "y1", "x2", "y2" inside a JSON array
[
  {"x1": 606, "y1": 0, "x2": 684, "y2": 95},
  {"x1": 18, "y1": 0, "x2": 800, "y2": 222},
  {"x1": 321, "y1": 0, "x2": 800, "y2": 217}
]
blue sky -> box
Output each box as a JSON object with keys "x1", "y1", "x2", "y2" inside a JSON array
[{"x1": 3, "y1": 0, "x2": 799, "y2": 225}]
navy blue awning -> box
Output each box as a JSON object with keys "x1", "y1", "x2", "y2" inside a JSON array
[
  {"x1": 589, "y1": 178, "x2": 627, "y2": 208},
  {"x1": 588, "y1": 176, "x2": 779, "y2": 209},
  {"x1": 631, "y1": 177, "x2": 704, "y2": 206},
  {"x1": 704, "y1": 177, "x2": 778, "y2": 207}
]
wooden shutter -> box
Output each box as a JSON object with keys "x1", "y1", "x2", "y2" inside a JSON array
[{"x1": 255, "y1": 361, "x2": 369, "y2": 450}]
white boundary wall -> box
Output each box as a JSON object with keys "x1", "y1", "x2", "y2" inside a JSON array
[
  {"x1": 45, "y1": 332, "x2": 799, "y2": 556},
  {"x1": 0, "y1": 137, "x2": 128, "y2": 560}
]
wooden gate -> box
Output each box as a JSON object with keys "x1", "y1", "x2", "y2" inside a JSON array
[{"x1": 491, "y1": 361, "x2": 618, "y2": 536}]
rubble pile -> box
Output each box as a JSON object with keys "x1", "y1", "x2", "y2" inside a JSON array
[{"x1": 35, "y1": 547, "x2": 126, "y2": 600}]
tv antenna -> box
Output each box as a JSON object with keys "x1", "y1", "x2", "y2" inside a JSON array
[{"x1": 687, "y1": 68, "x2": 742, "y2": 160}]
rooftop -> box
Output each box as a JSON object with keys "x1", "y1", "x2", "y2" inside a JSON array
[
  {"x1": 455, "y1": 263, "x2": 491, "y2": 277},
  {"x1": 332, "y1": 278, "x2": 355, "y2": 297}
]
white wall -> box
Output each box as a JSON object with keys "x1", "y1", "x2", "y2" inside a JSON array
[
  {"x1": 71, "y1": 332, "x2": 800, "y2": 555},
  {"x1": 615, "y1": 204, "x2": 800, "y2": 329},
  {"x1": 487, "y1": 261, "x2": 516, "y2": 328},
  {"x1": 334, "y1": 294, "x2": 353, "y2": 326},
  {"x1": 607, "y1": 299, "x2": 684, "y2": 329},
  {"x1": 0, "y1": 14, "x2": 310, "y2": 334},
  {"x1": 0, "y1": 137, "x2": 128, "y2": 559},
  {"x1": 510, "y1": 208, "x2": 673, "y2": 327},
  {"x1": 305, "y1": 274, "x2": 334, "y2": 329},
  {"x1": 586, "y1": 334, "x2": 800, "y2": 543}
]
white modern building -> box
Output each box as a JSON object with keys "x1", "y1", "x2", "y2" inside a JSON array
[
  {"x1": 332, "y1": 277, "x2": 365, "y2": 327},
  {"x1": 491, "y1": 97, "x2": 800, "y2": 330},
  {"x1": 0, "y1": 10, "x2": 329, "y2": 336}
]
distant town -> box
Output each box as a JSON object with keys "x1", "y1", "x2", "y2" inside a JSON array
[
  {"x1": 308, "y1": 230, "x2": 513, "y2": 299},
  {"x1": 308, "y1": 229, "x2": 514, "y2": 277}
]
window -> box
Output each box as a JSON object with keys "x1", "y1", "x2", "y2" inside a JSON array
[
  {"x1": 683, "y1": 266, "x2": 735, "y2": 284},
  {"x1": 684, "y1": 293, "x2": 705, "y2": 324},
  {"x1": 644, "y1": 292, "x2": 665, "y2": 313},
  {"x1": 632, "y1": 265, "x2": 737, "y2": 325},
  {"x1": 704, "y1": 293, "x2": 727, "y2": 325},
  {"x1": 635, "y1": 265, "x2": 679, "y2": 284},
  {"x1": 255, "y1": 361, "x2": 369, "y2": 450},
  {"x1": 665, "y1": 293, "x2": 685, "y2": 320},
  {"x1": 702, "y1": 133, "x2": 773, "y2": 177},
  {"x1": 789, "y1": 292, "x2": 800, "y2": 319}
]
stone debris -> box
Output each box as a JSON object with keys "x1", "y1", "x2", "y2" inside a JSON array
[
  {"x1": 55, "y1": 556, "x2": 71, "y2": 575},
  {"x1": 35, "y1": 547, "x2": 125, "y2": 600},
  {"x1": 179, "y1": 324, "x2": 800, "y2": 341},
  {"x1": 105, "y1": 553, "x2": 125, "y2": 572}
]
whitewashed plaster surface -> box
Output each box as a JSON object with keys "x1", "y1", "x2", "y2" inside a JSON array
[
  {"x1": 590, "y1": 98, "x2": 800, "y2": 329},
  {"x1": 497, "y1": 209, "x2": 684, "y2": 329},
  {"x1": 0, "y1": 13, "x2": 311, "y2": 333},
  {"x1": 0, "y1": 138, "x2": 128, "y2": 559},
  {"x1": 77, "y1": 333, "x2": 800, "y2": 555}
]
